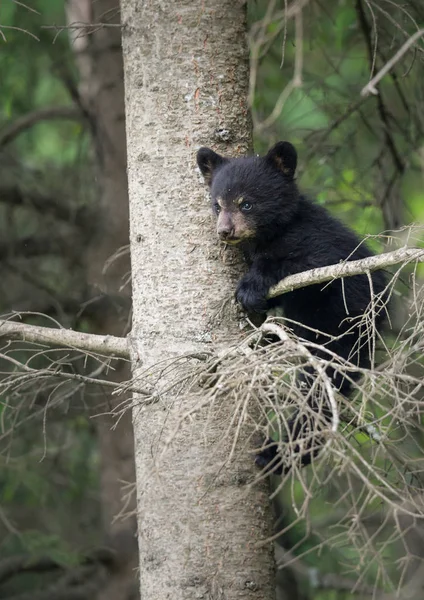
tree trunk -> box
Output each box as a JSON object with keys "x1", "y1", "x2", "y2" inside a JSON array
[
  {"x1": 66, "y1": 2, "x2": 138, "y2": 599},
  {"x1": 121, "y1": 1, "x2": 276, "y2": 599}
]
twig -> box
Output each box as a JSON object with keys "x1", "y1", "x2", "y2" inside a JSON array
[
  {"x1": 356, "y1": 0, "x2": 405, "y2": 177},
  {"x1": 12, "y1": 1, "x2": 40, "y2": 15},
  {"x1": 260, "y1": 321, "x2": 339, "y2": 456},
  {"x1": 249, "y1": 0, "x2": 309, "y2": 128},
  {"x1": 41, "y1": 23, "x2": 123, "y2": 30},
  {"x1": 0, "y1": 352, "x2": 132, "y2": 395},
  {"x1": 361, "y1": 28, "x2": 424, "y2": 96},
  {"x1": 255, "y1": 7, "x2": 304, "y2": 132},
  {"x1": 0, "y1": 24, "x2": 39, "y2": 41}
]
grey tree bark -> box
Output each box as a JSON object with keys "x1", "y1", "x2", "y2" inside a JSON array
[{"x1": 121, "y1": 1, "x2": 276, "y2": 599}]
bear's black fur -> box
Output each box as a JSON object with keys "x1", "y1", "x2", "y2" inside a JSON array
[{"x1": 197, "y1": 142, "x2": 388, "y2": 474}]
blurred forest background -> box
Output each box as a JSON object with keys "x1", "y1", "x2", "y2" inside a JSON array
[{"x1": 0, "y1": 0, "x2": 424, "y2": 599}]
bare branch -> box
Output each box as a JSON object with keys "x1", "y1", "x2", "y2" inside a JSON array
[
  {"x1": 361, "y1": 28, "x2": 424, "y2": 96},
  {"x1": 268, "y1": 247, "x2": 424, "y2": 299},
  {"x1": 41, "y1": 23, "x2": 123, "y2": 30},
  {"x1": 260, "y1": 320, "x2": 339, "y2": 467},
  {"x1": 12, "y1": 1, "x2": 41, "y2": 15},
  {"x1": 1, "y1": 247, "x2": 422, "y2": 359},
  {"x1": 249, "y1": 0, "x2": 310, "y2": 129},
  {"x1": 0, "y1": 352, "x2": 133, "y2": 395},
  {"x1": 0, "y1": 106, "x2": 84, "y2": 148},
  {"x1": 0, "y1": 319, "x2": 129, "y2": 359},
  {"x1": 254, "y1": 6, "x2": 304, "y2": 132},
  {"x1": 0, "y1": 24, "x2": 39, "y2": 41},
  {"x1": 40, "y1": 22, "x2": 123, "y2": 44}
]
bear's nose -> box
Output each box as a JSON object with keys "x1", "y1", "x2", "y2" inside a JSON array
[{"x1": 218, "y1": 226, "x2": 235, "y2": 240}]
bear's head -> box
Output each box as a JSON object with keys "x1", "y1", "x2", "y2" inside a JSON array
[{"x1": 197, "y1": 142, "x2": 299, "y2": 245}]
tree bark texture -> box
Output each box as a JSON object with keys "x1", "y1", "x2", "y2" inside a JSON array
[
  {"x1": 66, "y1": 2, "x2": 137, "y2": 599},
  {"x1": 121, "y1": 1, "x2": 276, "y2": 599}
]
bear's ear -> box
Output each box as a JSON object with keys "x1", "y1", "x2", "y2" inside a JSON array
[
  {"x1": 197, "y1": 147, "x2": 228, "y2": 185},
  {"x1": 265, "y1": 142, "x2": 297, "y2": 179}
]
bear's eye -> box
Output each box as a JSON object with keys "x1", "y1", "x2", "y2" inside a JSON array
[
  {"x1": 240, "y1": 201, "x2": 253, "y2": 212},
  {"x1": 213, "y1": 202, "x2": 221, "y2": 214}
]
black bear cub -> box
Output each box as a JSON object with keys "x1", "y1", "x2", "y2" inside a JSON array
[{"x1": 197, "y1": 142, "x2": 388, "y2": 474}]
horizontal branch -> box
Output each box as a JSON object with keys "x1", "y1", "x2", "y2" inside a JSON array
[
  {"x1": 0, "y1": 320, "x2": 129, "y2": 359},
  {"x1": 41, "y1": 23, "x2": 124, "y2": 30},
  {"x1": 1, "y1": 247, "x2": 422, "y2": 362},
  {"x1": 268, "y1": 247, "x2": 424, "y2": 299},
  {"x1": 0, "y1": 106, "x2": 83, "y2": 148}
]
